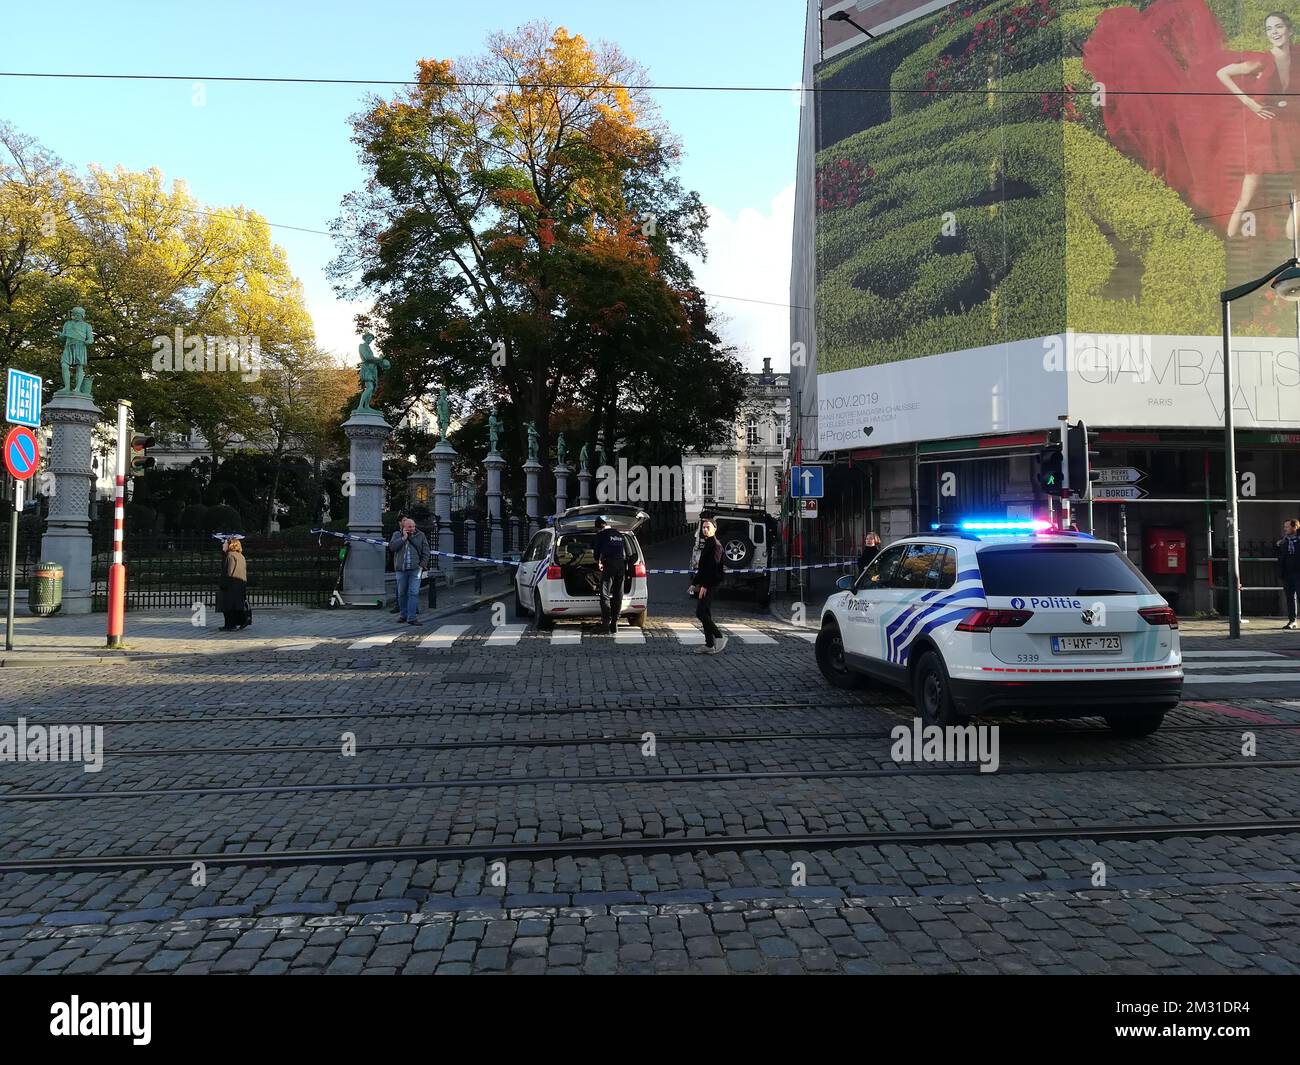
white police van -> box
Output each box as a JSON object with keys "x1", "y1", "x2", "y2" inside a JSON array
[
  {"x1": 815, "y1": 521, "x2": 1182, "y2": 736},
  {"x1": 514, "y1": 504, "x2": 650, "y2": 629}
]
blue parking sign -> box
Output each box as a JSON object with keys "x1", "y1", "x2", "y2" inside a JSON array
[
  {"x1": 5, "y1": 368, "x2": 42, "y2": 428},
  {"x1": 790, "y1": 465, "x2": 823, "y2": 499}
]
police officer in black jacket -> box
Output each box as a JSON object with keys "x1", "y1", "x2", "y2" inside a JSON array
[
  {"x1": 593, "y1": 516, "x2": 627, "y2": 633},
  {"x1": 1277, "y1": 519, "x2": 1300, "y2": 629}
]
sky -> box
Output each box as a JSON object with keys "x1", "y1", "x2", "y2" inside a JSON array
[{"x1": 2, "y1": 0, "x2": 804, "y2": 372}]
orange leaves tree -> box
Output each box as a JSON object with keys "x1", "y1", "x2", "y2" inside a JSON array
[{"x1": 331, "y1": 22, "x2": 745, "y2": 497}]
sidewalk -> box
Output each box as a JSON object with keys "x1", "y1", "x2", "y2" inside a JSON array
[{"x1": 0, "y1": 571, "x2": 513, "y2": 667}]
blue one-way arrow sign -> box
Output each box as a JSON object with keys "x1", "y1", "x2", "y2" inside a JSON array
[{"x1": 790, "y1": 465, "x2": 823, "y2": 499}]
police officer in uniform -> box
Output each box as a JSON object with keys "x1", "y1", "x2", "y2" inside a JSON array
[{"x1": 593, "y1": 516, "x2": 627, "y2": 633}]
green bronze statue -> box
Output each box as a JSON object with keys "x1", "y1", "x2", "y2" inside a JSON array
[
  {"x1": 595, "y1": 444, "x2": 606, "y2": 470},
  {"x1": 556, "y1": 432, "x2": 567, "y2": 467},
  {"x1": 354, "y1": 332, "x2": 390, "y2": 413},
  {"x1": 579, "y1": 442, "x2": 589, "y2": 473},
  {"x1": 436, "y1": 387, "x2": 451, "y2": 440},
  {"x1": 488, "y1": 409, "x2": 501, "y2": 454},
  {"x1": 59, "y1": 306, "x2": 94, "y2": 396},
  {"x1": 525, "y1": 421, "x2": 539, "y2": 461}
]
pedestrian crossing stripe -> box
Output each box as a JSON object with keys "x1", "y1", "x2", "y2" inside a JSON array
[
  {"x1": 484, "y1": 624, "x2": 528, "y2": 646},
  {"x1": 721, "y1": 624, "x2": 777, "y2": 644},
  {"x1": 347, "y1": 633, "x2": 402, "y2": 651},
  {"x1": 420, "y1": 625, "x2": 470, "y2": 648},
  {"x1": 1183, "y1": 659, "x2": 1300, "y2": 669},
  {"x1": 1181, "y1": 650, "x2": 1282, "y2": 658}
]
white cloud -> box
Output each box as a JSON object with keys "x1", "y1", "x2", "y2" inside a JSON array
[{"x1": 689, "y1": 182, "x2": 794, "y2": 373}]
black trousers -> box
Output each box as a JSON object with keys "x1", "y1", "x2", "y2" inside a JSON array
[
  {"x1": 696, "y1": 585, "x2": 723, "y2": 646},
  {"x1": 1285, "y1": 575, "x2": 1299, "y2": 622},
  {"x1": 600, "y1": 565, "x2": 625, "y2": 629},
  {"x1": 221, "y1": 609, "x2": 250, "y2": 629}
]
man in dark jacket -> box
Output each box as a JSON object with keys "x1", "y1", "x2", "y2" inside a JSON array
[
  {"x1": 593, "y1": 516, "x2": 627, "y2": 633},
  {"x1": 690, "y1": 517, "x2": 728, "y2": 654},
  {"x1": 1277, "y1": 519, "x2": 1300, "y2": 629},
  {"x1": 389, "y1": 517, "x2": 431, "y2": 625}
]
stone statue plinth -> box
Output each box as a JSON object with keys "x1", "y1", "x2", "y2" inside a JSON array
[
  {"x1": 341, "y1": 410, "x2": 392, "y2": 604},
  {"x1": 39, "y1": 393, "x2": 102, "y2": 614},
  {"x1": 554, "y1": 464, "x2": 571, "y2": 516},
  {"x1": 433, "y1": 438, "x2": 457, "y2": 580},
  {"x1": 523, "y1": 457, "x2": 543, "y2": 537},
  {"x1": 577, "y1": 468, "x2": 592, "y2": 507},
  {"x1": 484, "y1": 451, "x2": 506, "y2": 562}
]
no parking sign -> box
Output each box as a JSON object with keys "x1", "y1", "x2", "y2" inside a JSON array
[{"x1": 3, "y1": 425, "x2": 39, "y2": 481}]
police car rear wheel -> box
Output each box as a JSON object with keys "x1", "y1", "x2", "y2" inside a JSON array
[
  {"x1": 1104, "y1": 711, "x2": 1164, "y2": 737},
  {"x1": 816, "y1": 624, "x2": 864, "y2": 689},
  {"x1": 914, "y1": 651, "x2": 959, "y2": 727},
  {"x1": 631, "y1": 609, "x2": 647, "y2": 628},
  {"x1": 533, "y1": 590, "x2": 553, "y2": 630}
]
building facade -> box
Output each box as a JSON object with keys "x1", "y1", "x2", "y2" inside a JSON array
[
  {"x1": 683, "y1": 357, "x2": 791, "y2": 520},
  {"x1": 791, "y1": 0, "x2": 1300, "y2": 615}
]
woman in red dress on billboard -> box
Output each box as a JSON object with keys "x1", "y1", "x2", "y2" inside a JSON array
[{"x1": 1218, "y1": 13, "x2": 1300, "y2": 238}]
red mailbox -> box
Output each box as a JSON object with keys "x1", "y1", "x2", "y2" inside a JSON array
[{"x1": 1144, "y1": 527, "x2": 1187, "y2": 575}]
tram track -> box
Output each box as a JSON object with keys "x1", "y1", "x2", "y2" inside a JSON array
[
  {"x1": 4, "y1": 756, "x2": 1300, "y2": 804},
  {"x1": 3, "y1": 816, "x2": 1299, "y2": 875}
]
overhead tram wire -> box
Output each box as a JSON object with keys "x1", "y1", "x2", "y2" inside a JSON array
[{"x1": 3, "y1": 69, "x2": 1298, "y2": 98}]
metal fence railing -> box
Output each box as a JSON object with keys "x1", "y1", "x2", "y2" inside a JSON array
[{"x1": 90, "y1": 530, "x2": 335, "y2": 610}]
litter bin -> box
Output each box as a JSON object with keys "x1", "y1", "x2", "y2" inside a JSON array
[{"x1": 29, "y1": 561, "x2": 63, "y2": 616}]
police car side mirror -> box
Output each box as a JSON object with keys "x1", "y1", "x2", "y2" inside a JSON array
[{"x1": 835, "y1": 575, "x2": 855, "y2": 591}]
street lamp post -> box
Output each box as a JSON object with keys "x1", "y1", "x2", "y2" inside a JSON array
[{"x1": 1219, "y1": 256, "x2": 1300, "y2": 639}]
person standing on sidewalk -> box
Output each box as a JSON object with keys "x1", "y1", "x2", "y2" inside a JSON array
[
  {"x1": 217, "y1": 537, "x2": 250, "y2": 631},
  {"x1": 1277, "y1": 519, "x2": 1300, "y2": 629},
  {"x1": 593, "y1": 516, "x2": 627, "y2": 634},
  {"x1": 689, "y1": 517, "x2": 728, "y2": 654},
  {"x1": 857, "y1": 531, "x2": 881, "y2": 575},
  {"x1": 389, "y1": 516, "x2": 431, "y2": 625}
]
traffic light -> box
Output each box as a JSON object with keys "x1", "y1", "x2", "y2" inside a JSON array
[
  {"x1": 130, "y1": 433, "x2": 156, "y2": 477},
  {"x1": 1066, "y1": 420, "x2": 1100, "y2": 498},
  {"x1": 1037, "y1": 445, "x2": 1064, "y2": 496}
]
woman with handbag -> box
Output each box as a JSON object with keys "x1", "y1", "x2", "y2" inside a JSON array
[{"x1": 218, "y1": 537, "x2": 251, "y2": 631}]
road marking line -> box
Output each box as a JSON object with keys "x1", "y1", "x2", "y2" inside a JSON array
[
  {"x1": 665, "y1": 623, "x2": 704, "y2": 644},
  {"x1": 1183, "y1": 673, "x2": 1300, "y2": 684},
  {"x1": 485, "y1": 624, "x2": 528, "y2": 646},
  {"x1": 614, "y1": 627, "x2": 646, "y2": 644},
  {"x1": 1184, "y1": 659, "x2": 1300, "y2": 669},
  {"x1": 551, "y1": 629, "x2": 581, "y2": 646},
  {"x1": 347, "y1": 633, "x2": 403, "y2": 650},
  {"x1": 789, "y1": 631, "x2": 818, "y2": 643},
  {"x1": 1180, "y1": 650, "x2": 1282, "y2": 658},
  {"x1": 273, "y1": 642, "x2": 319, "y2": 652},
  {"x1": 722, "y1": 624, "x2": 777, "y2": 644},
  {"x1": 419, "y1": 625, "x2": 470, "y2": 649}
]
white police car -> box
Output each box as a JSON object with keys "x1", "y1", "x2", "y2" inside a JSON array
[
  {"x1": 815, "y1": 521, "x2": 1182, "y2": 736},
  {"x1": 514, "y1": 504, "x2": 650, "y2": 629}
]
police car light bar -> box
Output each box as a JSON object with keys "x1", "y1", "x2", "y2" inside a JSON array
[{"x1": 935, "y1": 519, "x2": 1053, "y2": 533}]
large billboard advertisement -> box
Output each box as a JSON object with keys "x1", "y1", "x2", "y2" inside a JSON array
[{"x1": 814, "y1": 0, "x2": 1300, "y2": 449}]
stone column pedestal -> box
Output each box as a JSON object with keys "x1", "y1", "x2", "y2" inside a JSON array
[
  {"x1": 433, "y1": 438, "x2": 457, "y2": 580},
  {"x1": 524, "y1": 457, "x2": 542, "y2": 530},
  {"x1": 341, "y1": 410, "x2": 392, "y2": 605},
  {"x1": 554, "y1": 464, "x2": 571, "y2": 516},
  {"x1": 40, "y1": 393, "x2": 103, "y2": 614},
  {"x1": 484, "y1": 451, "x2": 506, "y2": 562},
  {"x1": 577, "y1": 469, "x2": 592, "y2": 506}
]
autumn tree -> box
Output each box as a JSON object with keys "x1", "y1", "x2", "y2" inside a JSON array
[{"x1": 331, "y1": 22, "x2": 745, "y2": 502}]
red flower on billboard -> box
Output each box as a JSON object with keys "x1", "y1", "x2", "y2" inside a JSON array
[{"x1": 816, "y1": 158, "x2": 876, "y2": 211}]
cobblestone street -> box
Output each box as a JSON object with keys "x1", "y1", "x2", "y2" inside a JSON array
[{"x1": 3, "y1": 546, "x2": 1300, "y2": 974}]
